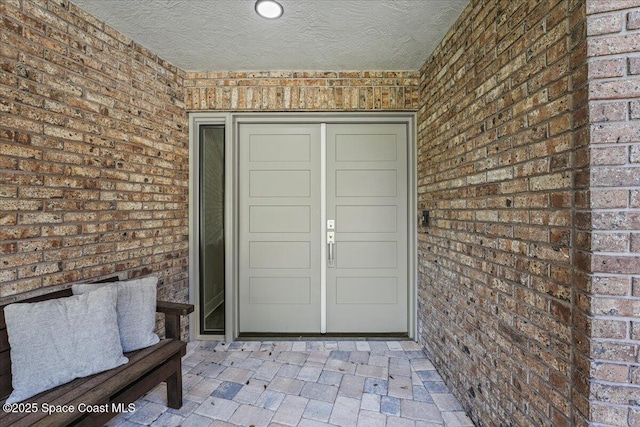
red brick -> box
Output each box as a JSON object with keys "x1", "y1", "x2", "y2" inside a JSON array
[
  {"x1": 591, "y1": 362, "x2": 631, "y2": 382},
  {"x1": 631, "y1": 100, "x2": 640, "y2": 119},
  {"x1": 630, "y1": 57, "x2": 640, "y2": 75},
  {"x1": 587, "y1": 13, "x2": 624, "y2": 35},
  {"x1": 591, "y1": 146, "x2": 628, "y2": 165},
  {"x1": 185, "y1": 73, "x2": 418, "y2": 111},
  {"x1": 632, "y1": 321, "x2": 640, "y2": 340},
  {"x1": 589, "y1": 33, "x2": 640, "y2": 56},
  {"x1": 592, "y1": 232, "x2": 629, "y2": 251},
  {"x1": 588, "y1": 1, "x2": 640, "y2": 14},
  {"x1": 628, "y1": 10, "x2": 640, "y2": 30},
  {"x1": 591, "y1": 122, "x2": 640, "y2": 143},
  {"x1": 589, "y1": 58, "x2": 626, "y2": 79},
  {"x1": 631, "y1": 233, "x2": 640, "y2": 252},
  {"x1": 592, "y1": 167, "x2": 640, "y2": 186},
  {"x1": 591, "y1": 404, "x2": 633, "y2": 426},
  {"x1": 593, "y1": 255, "x2": 640, "y2": 275},
  {"x1": 590, "y1": 102, "x2": 628, "y2": 122},
  {"x1": 1, "y1": 1, "x2": 638, "y2": 427},
  {"x1": 590, "y1": 79, "x2": 640, "y2": 100},
  {"x1": 0, "y1": 0, "x2": 189, "y2": 341}
]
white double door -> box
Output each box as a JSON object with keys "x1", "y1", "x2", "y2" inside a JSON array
[{"x1": 239, "y1": 122, "x2": 408, "y2": 334}]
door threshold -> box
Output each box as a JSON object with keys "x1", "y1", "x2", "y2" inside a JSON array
[{"x1": 237, "y1": 333, "x2": 410, "y2": 341}]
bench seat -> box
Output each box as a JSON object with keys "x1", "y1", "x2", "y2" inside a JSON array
[
  {"x1": 1, "y1": 339, "x2": 186, "y2": 427},
  {"x1": 0, "y1": 283, "x2": 194, "y2": 427}
]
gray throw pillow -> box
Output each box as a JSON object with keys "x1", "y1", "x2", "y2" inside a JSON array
[
  {"x1": 72, "y1": 277, "x2": 160, "y2": 352},
  {"x1": 4, "y1": 286, "x2": 128, "y2": 403}
]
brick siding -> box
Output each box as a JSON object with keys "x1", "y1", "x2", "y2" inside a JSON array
[
  {"x1": 184, "y1": 71, "x2": 420, "y2": 111},
  {"x1": 582, "y1": 1, "x2": 640, "y2": 425},
  {"x1": 418, "y1": 0, "x2": 580, "y2": 426},
  {"x1": 417, "y1": 0, "x2": 639, "y2": 426},
  {"x1": 1, "y1": 0, "x2": 638, "y2": 425},
  {"x1": 0, "y1": 0, "x2": 189, "y2": 335}
]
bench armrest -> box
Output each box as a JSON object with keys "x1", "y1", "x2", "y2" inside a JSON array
[
  {"x1": 157, "y1": 301, "x2": 194, "y2": 316},
  {"x1": 156, "y1": 301, "x2": 194, "y2": 340}
]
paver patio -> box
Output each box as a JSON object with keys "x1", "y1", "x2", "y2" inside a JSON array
[{"x1": 107, "y1": 341, "x2": 474, "y2": 427}]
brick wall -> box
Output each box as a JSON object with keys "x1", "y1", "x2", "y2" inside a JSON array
[
  {"x1": 185, "y1": 71, "x2": 419, "y2": 111},
  {"x1": 580, "y1": 1, "x2": 640, "y2": 425},
  {"x1": 418, "y1": 0, "x2": 640, "y2": 426},
  {"x1": 417, "y1": 0, "x2": 585, "y2": 426},
  {"x1": 0, "y1": 0, "x2": 189, "y2": 331},
  {"x1": 2, "y1": 0, "x2": 638, "y2": 425}
]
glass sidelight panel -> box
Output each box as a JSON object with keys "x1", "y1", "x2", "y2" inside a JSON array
[{"x1": 199, "y1": 125, "x2": 225, "y2": 334}]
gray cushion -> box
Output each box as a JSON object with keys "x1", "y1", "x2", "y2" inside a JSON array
[
  {"x1": 4, "y1": 286, "x2": 128, "y2": 403},
  {"x1": 72, "y1": 277, "x2": 160, "y2": 352}
]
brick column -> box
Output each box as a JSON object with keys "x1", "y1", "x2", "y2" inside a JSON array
[{"x1": 581, "y1": 1, "x2": 640, "y2": 425}]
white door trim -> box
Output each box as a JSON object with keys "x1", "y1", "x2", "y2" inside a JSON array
[{"x1": 189, "y1": 112, "x2": 417, "y2": 342}]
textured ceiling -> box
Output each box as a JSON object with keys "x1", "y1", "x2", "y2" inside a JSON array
[{"x1": 71, "y1": 0, "x2": 469, "y2": 72}]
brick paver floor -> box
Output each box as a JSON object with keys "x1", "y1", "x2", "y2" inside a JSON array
[{"x1": 107, "y1": 340, "x2": 474, "y2": 427}]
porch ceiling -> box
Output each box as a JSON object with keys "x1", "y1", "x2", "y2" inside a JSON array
[{"x1": 71, "y1": 0, "x2": 469, "y2": 72}]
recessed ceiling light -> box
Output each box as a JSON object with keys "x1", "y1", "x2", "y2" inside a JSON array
[{"x1": 255, "y1": 0, "x2": 284, "y2": 19}]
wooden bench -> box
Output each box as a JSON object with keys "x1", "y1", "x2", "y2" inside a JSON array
[{"x1": 0, "y1": 285, "x2": 194, "y2": 427}]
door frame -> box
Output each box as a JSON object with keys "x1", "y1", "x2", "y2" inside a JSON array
[{"x1": 189, "y1": 112, "x2": 417, "y2": 342}]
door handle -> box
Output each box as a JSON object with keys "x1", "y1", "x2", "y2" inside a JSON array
[{"x1": 327, "y1": 231, "x2": 335, "y2": 267}]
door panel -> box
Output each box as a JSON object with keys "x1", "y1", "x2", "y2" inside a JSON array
[
  {"x1": 249, "y1": 133, "x2": 310, "y2": 162},
  {"x1": 249, "y1": 206, "x2": 310, "y2": 233},
  {"x1": 336, "y1": 241, "x2": 398, "y2": 269},
  {"x1": 336, "y1": 277, "x2": 397, "y2": 304},
  {"x1": 326, "y1": 123, "x2": 408, "y2": 333},
  {"x1": 335, "y1": 170, "x2": 397, "y2": 197},
  {"x1": 239, "y1": 122, "x2": 408, "y2": 334},
  {"x1": 335, "y1": 133, "x2": 398, "y2": 162},
  {"x1": 249, "y1": 170, "x2": 310, "y2": 197},
  {"x1": 249, "y1": 241, "x2": 311, "y2": 269},
  {"x1": 239, "y1": 124, "x2": 321, "y2": 333},
  {"x1": 249, "y1": 278, "x2": 311, "y2": 304}
]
